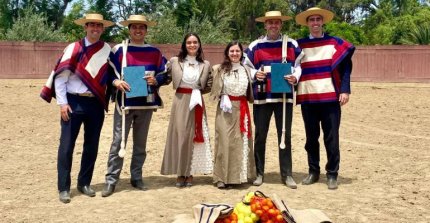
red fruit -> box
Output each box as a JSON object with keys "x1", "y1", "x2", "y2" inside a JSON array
[
  {"x1": 267, "y1": 200, "x2": 274, "y2": 208},
  {"x1": 260, "y1": 213, "x2": 269, "y2": 222},
  {"x1": 230, "y1": 213, "x2": 238, "y2": 221},
  {"x1": 276, "y1": 214, "x2": 284, "y2": 222},
  {"x1": 262, "y1": 205, "x2": 270, "y2": 211},
  {"x1": 250, "y1": 203, "x2": 257, "y2": 212},
  {"x1": 223, "y1": 218, "x2": 231, "y2": 223},
  {"x1": 268, "y1": 208, "x2": 277, "y2": 217},
  {"x1": 255, "y1": 209, "x2": 263, "y2": 217}
]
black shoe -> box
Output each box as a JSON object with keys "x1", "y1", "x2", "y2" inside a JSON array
[
  {"x1": 131, "y1": 180, "x2": 147, "y2": 191},
  {"x1": 302, "y1": 173, "x2": 320, "y2": 185},
  {"x1": 327, "y1": 177, "x2": 338, "y2": 190},
  {"x1": 59, "y1": 191, "x2": 71, "y2": 203},
  {"x1": 101, "y1": 184, "x2": 116, "y2": 197},
  {"x1": 77, "y1": 185, "x2": 96, "y2": 197}
]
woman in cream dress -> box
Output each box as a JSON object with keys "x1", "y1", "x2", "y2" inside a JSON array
[
  {"x1": 161, "y1": 33, "x2": 213, "y2": 187},
  {"x1": 210, "y1": 41, "x2": 256, "y2": 188}
]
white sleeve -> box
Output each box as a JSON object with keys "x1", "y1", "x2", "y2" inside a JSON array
[{"x1": 54, "y1": 70, "x2": 71, "y2": 106}]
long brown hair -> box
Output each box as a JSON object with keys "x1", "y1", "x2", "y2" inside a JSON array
[
  {"x1": 220, "y1": 40, "x2": 244, "y2": 73},
  {"x1": 177, "y1": 32, "x2": 204, "y2": 63}
]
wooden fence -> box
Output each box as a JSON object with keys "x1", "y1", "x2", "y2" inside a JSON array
[{"x1": 0, "y1": 41, "x2": 429, "y2": 82}]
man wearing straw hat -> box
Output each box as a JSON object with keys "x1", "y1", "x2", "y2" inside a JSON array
[
  {"x1": 40, "y1": 13, "x2": 114, "y2": 203},
  {"x1": 295, "y1": 7, "x2": 355, "y2": 190},
  {"x1": 244, "y1": 11, "x2": 304, "y2": 189},
  {"x1": 101, "y1": 15, "x2": 167, "y2": 197}
]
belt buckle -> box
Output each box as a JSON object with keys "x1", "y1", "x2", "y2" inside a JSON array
[{"x1": 80, "y1": 92, "x2": 94, "y2": 97}]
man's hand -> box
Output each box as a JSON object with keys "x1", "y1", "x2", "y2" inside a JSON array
[
  {"x1": 339, "y1": 93, "x2": 350, "y2": 106},
  {"x1": 255, "y1": 70, "x2": 267, "y2": 81},
  {"x1": 60, "y1": 104, "x2": 72, "y2": 121},
  {"x1": 113, "y1": 80, "x2": 130, "y2": 92},
  {"x1": 144, "y1": 75, "x2": 158, "y2": 86},
  {"x1": 284, "y1": 75, "x2": 297, "y2": 85}
]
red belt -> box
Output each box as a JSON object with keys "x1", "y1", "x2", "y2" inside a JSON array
[
  {"x1": 176, "y1": 87, "x2": 204, "y2": 143},
  {"x1": 229, "y1": 95, "x2": 252, "y2": 138}
]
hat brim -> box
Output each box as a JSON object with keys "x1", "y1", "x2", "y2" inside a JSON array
[
  {"x1": 119, "y1": 20, "x2": 157, "y2": 27},
  {"x1": 255, "y1": 15, "x2": 292, "y2": 23},
  {"x1": 74, "y1": 18, "x2": 115, "y2": 27},
  {"x1": 295, "y1": 9, "x2": 334, "y2": 26}
]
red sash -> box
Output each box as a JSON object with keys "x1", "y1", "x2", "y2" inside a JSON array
[
  {"x1": 176, "y1": 87, "x2": 204, "y2": 143},
  {"x1": 229, "y1": 95, "x2": 252, "y2": 138}
]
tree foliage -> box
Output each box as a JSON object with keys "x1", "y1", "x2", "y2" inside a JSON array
[
  {"x1": 5, "y1": 6, "x2": 66, "y2": 41},
  {"x1": 1, "y1": 0, "x2": 429, "y2": 45}
]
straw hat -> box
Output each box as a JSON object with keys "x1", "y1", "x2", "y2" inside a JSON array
[
  {"x1": 119, "y1": 15, "x2": 156, "y2": 27},
  {"x1": 74, "y1": 13, "x2": 114, "y2": 27},
  {"x1": 255, "y1": 11, "x2": 292, "y2": 23},
  {"x1": 295, "y1": 7, "x2": 334, "y2": 26}
]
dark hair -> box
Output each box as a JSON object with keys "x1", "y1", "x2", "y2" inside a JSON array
[
  {"x1": 177, "y1": 32, "x2": 204, "y2": 63},
  {"x1": 220, "y1": 40, "x2": 244, "y2": 73}
]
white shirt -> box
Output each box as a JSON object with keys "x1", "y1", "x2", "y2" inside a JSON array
[
  {"x1": 54, "y1": 38, "x2": 93, "y2": 106},
  {"x1": 223, "y1": 63, "x2": 248, "y2": 96},
  {"x1": 180, "y1": 55, "x2": 200, "y2": 89}
]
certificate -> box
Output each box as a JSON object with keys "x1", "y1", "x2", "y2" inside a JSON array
[
  {"x1": 271, "y1": 63, "x2": 292, "y2": 93},
  {"x1": 123, "y1": 66, "x2": 148, "y2": 98}
]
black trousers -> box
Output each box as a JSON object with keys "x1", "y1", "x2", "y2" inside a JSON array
[
  {"x1": 253, "y1": 102, "x2": 293, "y2": 179},
  {"x1": 57, "y1": 94, "x2": 105, "y2": 192},
  {"x1": 301, "y1": 102, "x2": 341, "y2": 179}
]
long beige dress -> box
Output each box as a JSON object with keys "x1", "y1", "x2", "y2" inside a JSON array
[
  {"x1": 161, "y1": 56, "x2": 213, "y2": 176},
  {"x1": 211, "y1": 63, "x2": 256, "y2": 184}
]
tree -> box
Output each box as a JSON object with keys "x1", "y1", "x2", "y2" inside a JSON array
[
  {"x1": 5, "y1": 6, "x2": 66, "y2": 41},
  {"x1": 60, "y1": 0, "x2": 85, "y2": 41},
  {"x1": 401, "y1": 24, "x2": 430, "y2": 44}
]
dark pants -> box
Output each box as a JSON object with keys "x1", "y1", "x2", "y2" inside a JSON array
[
  {"x1": 301, "y1": 102, "x2": 341, "y2": 179},
  {"x1": 57, "y1": 94, "x2": 104, "y2": 192},
  {"x1": 253, "y1": 102, "x2": 293, "y2": 179}
]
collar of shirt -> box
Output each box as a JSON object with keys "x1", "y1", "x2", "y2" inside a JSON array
[
  {"x1": 264, "y1": 34, "x2": 282, "y2": 41},
  {"x1": 84, "y1": 37, "x2": 94, "y2": 47},
  {"x1": 309, "y1": 33, "x2": 325, "y2": 39}
]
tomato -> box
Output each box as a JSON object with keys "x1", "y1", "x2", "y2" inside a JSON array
[
  {"x1": 267, "y1": 200, "x2": 274, "y2": 209},
  {"x1": 268, "y1": 208, "x2": 277, "y2": 217},
  {"x1": 260, "y1": 213, "x2": 269, "y2": 222},
  {"x1": 276, "y1": 214, "x2": 284, "y2": 222},
  {"x1": 230, "y1": 213, "x2": 238, "y2": 221},
  {"x1": 255, "y1": 209, "x2": 263, "y2": 217}
]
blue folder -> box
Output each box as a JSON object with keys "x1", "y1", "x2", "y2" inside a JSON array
[
  {"x1": 123, "y1": 66, "x2": 148, "y2": 98},
  {"x1": 271, "y1": 63, "x2": 292, "y2": 93}
]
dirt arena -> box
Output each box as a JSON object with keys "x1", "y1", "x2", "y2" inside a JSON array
[{"x1": 0, "y1": 79, "x2": 429, "y2": 222}]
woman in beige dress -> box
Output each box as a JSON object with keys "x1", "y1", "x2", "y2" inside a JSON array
[
  {"x1": 161, "y1": 33, "x2": 213, "y2": 187},
  {"x1": 210, "y1": 41, "x2": 256, "y2": 189}
]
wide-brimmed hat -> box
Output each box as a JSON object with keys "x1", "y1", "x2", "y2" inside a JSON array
[
  {"x1": 295, "y1": 7, "x2": 334, "y2": 26},
  {"x1": 74, "y1": 13, "x2": 114, "y2": 27},
  {"x1": 119, "y1": 15, "x2": 156, "y2": 27},
  {"x1": 255, "y1": 11, "x2": 292, "y2": 23}
]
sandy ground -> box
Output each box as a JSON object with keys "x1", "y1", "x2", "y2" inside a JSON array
[{"x1": 0, "y1": 79, "x2": 429, "y2": 223}]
